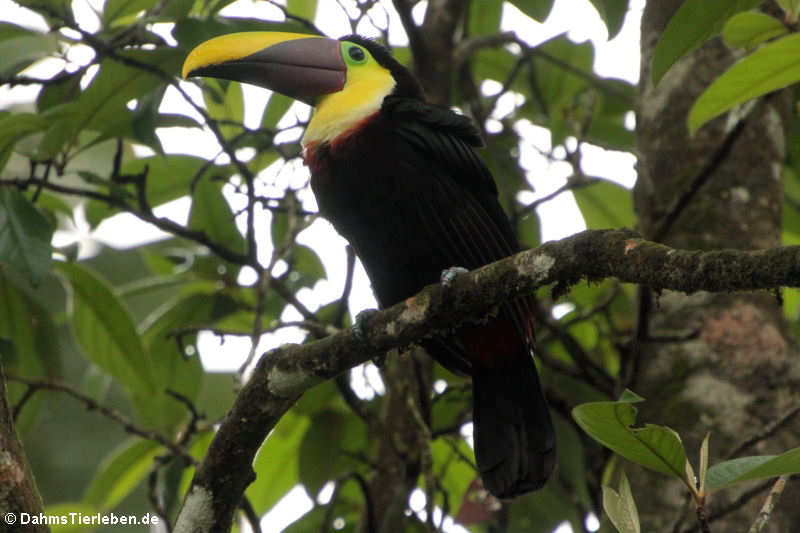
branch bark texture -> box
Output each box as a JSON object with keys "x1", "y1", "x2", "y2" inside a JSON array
[
  {"x1": 0, "y1": 362, "x2": 46, "y2": 533},
  {"x1": 174, "y1": 229, "x2": 800, "y2": 532}
]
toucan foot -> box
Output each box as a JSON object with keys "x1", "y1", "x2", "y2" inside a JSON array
[
  {"x1": 440, "y1": 266, "x2": 469, "y2": 288},
  {"x1": 353, "y1": 309, "x2": 378, "y2": 340}
]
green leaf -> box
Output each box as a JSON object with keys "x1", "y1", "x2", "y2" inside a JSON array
[
  {"x1": 514, "y1": 0, "x2": 556, "y2": 22},
  {"x1": 15, "y1": 0, "x2": 71, "y2": 19},
  {"x1": 247, "y1": 411, "x2": 309, "y2": 515},
  {"x1": 0, "y1": 270, "x2": 59, "y2": 433},
  {"x1": 469, "y1": 0, "x2": 503, "y2": 35},
  {"x1": 56, "y1": 262, "x2": 155, "y2": 395},
  {"x1": 706, "y1": 447, "x2": 800, "y2": 491},
  {"x1": 188, "y1": 176, "x2": 246, "y2": 272},
  {"x1": 508, "y1": 482, "x2": 584, "y2": 533},
  {"x1": 282, "y1": 507, "x2": 325, "y2": 533},
  {"x1": 521, "y1": 35, "x2": 595, "y2": 145},
  {"x1": 722, "y1": 12, "x2": 788, "y2": 49},
  {"x1": 0, "y1": 112, "x2": 50, "y2": 158},
  {"x1": 139, "y1": 290, "x2": 237, "y2": 427},
  {"x1": 0, "y1": 22, "x2": 34, "y2": 41},
  {"x1": 0, "y1": 32, "x2": 60, "y2": 77},
  {"x1": 652, "y1": 0, "x2": 763, "y2": 85},
  {"x1": 537, "y1": 35, "x2": 594, "y2": 107},
  {"x1": 261, "y1": 92, "x2": 294, "y2": 129},
  {"x1": 290, "y1": 244, "x2": 326, "y2": 288},
  {"x1": 518, "y1": 211, "x2": 541, "y2": 249},
  {"x1": 72, "y1": 49, "x2": 183, "y2": 144},
  {"x1": 0, "y1": 188, "x2": 54, "y2": 285},
  {"x1": 602, "y1": 471, "x2": 640, "y2": 533},
  {"x1": 553, "y1": 412, "x2": 592, "y2": 506},
  {"x1": 298, "y1": 409, "x2": 357, "y2": 496},
  {"x1": 203, "y1": 79, "x2": 244, "y2": 139},
  {"x1": 572, "y1": 391, "x2": 689, "y2": 480},
  {"x1": 431, "y1": 438, "x2": 474, "y2": 510},
  {"x1": 103, "y1": 0, "x2": 157, "y2": 26},
  {"x1": 271, "y1": 210, "x2": 289, "y2": 248},
  {"x1": 85, "y1": 154, "x2": 222, "y2": 226},
  {"x1": 689, "y1": 33, "x2": 800, "y2": 135},
  {"x1": 573, "y1": 180, "x2": 635, "y2": 229},
  {"x1": 83, "y1": 438, "x2": 162, "y2": 510},
  {"x1": 588, "y1": 0, "x2": 628, "y2": 39},
  {"x1": 287, "y1": 0, "x2": 317, "y2": 20}
]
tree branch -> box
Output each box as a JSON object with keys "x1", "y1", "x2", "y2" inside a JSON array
[
  {"x1": 173, "y1": 229, "x2": 800, "y2": 532},
  {"x1": 0, "y1": 363, "x2": 46, "y2": 533}
]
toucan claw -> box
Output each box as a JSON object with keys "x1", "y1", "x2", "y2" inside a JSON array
[
  {"x1": 440, "y1": 266, "x2": 469, "y2": 288},
  {"x1": 353, "y1": 308, "x2": 379, "y2": 341}
]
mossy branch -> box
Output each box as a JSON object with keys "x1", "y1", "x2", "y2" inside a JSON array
[{"x1": 174, "y1": 228, "x2": 800, "y2": 533}]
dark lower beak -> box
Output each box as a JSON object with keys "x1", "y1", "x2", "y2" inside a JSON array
[{"x1": 182, "y1": 32, "x2": 345, "y2": 105}]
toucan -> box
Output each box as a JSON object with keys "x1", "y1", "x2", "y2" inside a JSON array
[{"x1": 183, "y1": 32, "x2": 555, "y2": 498}]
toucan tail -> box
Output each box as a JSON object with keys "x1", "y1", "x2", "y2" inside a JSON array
[{"x1": 471, "y1": 351, "x2": 555, "y2": 498}]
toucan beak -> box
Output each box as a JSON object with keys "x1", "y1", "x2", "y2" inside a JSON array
[{"x1": 182, "y1": 32, "x2": 346, "y2": 105}]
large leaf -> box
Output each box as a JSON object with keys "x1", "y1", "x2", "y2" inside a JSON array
[
  {"x1": 246, "y1": 411, "x2": 309, "y2": 515},
  {"x1": 572, "y1": 391, "x2": 689, "y2": 481},
  {"x1": 203, "y1": 78, "x2": 245, "y2": 140},
  {"x1": 508, "y1": 482, "x2": 584, "y2": 533},
  {"x1": 71, "y1": 48, "x2": 183, "y2": 144},
  {"x1": 553, "y1": 412, "x2": 592, "y2": 506},
  {"x1": 513, "y1": 0, "x2": 556, "y2": 22},
  {"x1": 469, "y1": 0, "x2": 503, "y2": 35},
  {"x1": 0, "y1": 188, "x2": 54, "y2": 285},
  {"x1": 689, "y1": 33, "x2": 800, "y2": 135},
  {"x1": 287, "y1": 0, "x2": 317, "y2": 21},
  {"x1": 722, "y1": 12, "x2": 788, "y2": 49},
  {"x1": 603, "y1": 471, "x2": 640, "y2": 533},
  {"x1": 0, "y1": 106, "x2": 74, "y2": 160},
  {"x1": 85, "y1": 154, "x2": 222, "y2": 226},
  {"x1": 431, "y1": 438, "x2": 474, "y2": 512},
  {"x1": 103, "y1": 0, "x2": 157, "y2": 26},
  {"x1": 298, "y1": 408, "x2": 366, "y2": 496},
  {"x1": 588, "y1": 0, "x2": 628, "y2": 39},
  {"x1": 651, "y1": 0, "x2": 763, "y2": 85},
  {"x1": 706, "y1": 448, "x2": 800, "y2": 491},
  {"x1": 0, "y1": 270, "x2": 59, "y2": 433},
  {"x1": 83, "y1": 438, "x2": 162, "y2": 511},
  {"x1": 57, "y1": 262, "x2": 155, "y2": 395},
  {"x1": 573, "y1": 179, "x2": 635, "y2": 229},
  {"x1": 0, "y1": 32, "x2": 60, "y2": 77},
  {"x1": 188, "y1": 177, "x2": 245, "y2": 252},
  {"x1": 536, "y1": 35, "x2": 594, "y2": 107},
  {"x1": 524, "y1": 35, "x2": 594, "y2": 144},
  {"x1": 261, "y1": 92, "x2": 294, "y2": 129}
]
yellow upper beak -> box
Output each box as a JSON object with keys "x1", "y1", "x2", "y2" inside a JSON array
[
  {"x1": 182, "y1": 32, "x2": 320, "y2": 79},
  {"x1": 182, "y1": 31, "x2": 347, "y2": 105}
]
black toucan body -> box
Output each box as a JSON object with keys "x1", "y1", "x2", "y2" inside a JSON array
[{"x1": 183, "y1": 32, "x2": 555, "y2": 498}]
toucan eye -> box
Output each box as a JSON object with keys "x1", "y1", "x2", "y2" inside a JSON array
[{"x1": 348, "y1": 46, "x2": 366, "y2": 62}]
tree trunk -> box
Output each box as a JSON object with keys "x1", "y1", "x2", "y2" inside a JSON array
[
  {"x1": 0, "y1": 361, "x2": 47, "y2": 533},
  {"x1": 633, "y1": 2, "x2": 800, "y2": 531},
  {"x1": 359, "y1": 349, "x2": 432, "y2": 533}
]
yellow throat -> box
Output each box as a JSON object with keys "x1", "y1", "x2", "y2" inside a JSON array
[{"x1": 302, "y1": 54, "x2": 396, "y2": 146}]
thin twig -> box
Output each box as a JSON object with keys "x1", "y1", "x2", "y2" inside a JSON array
[
  {"x1": 747, "y1": 476, "x2": 789, "y2": 533},
  {"x1": 726, "y1": 405, "x2": 800, "y2": 459},
  {"x1": 6, "y1": 375, "x2": 195, "y2": 464},
  {"x1": 239, "y1": 497, "x2": 264, "y2": 533}
]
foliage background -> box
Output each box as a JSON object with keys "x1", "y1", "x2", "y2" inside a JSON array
[{"x1": 1, "y1": 0, "x2": 800, "y2": 532}]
